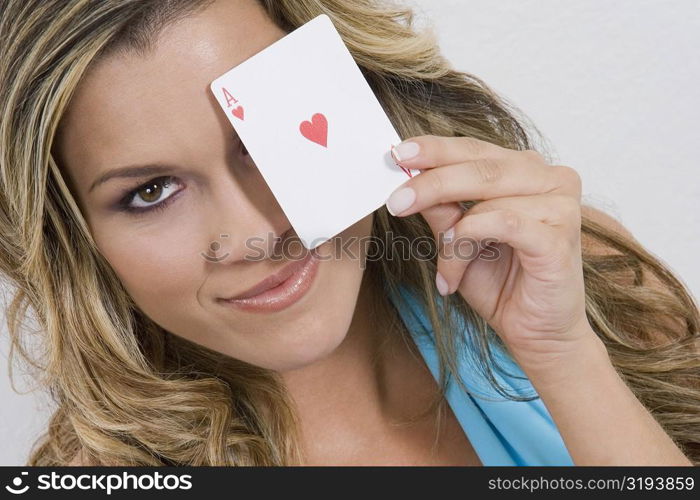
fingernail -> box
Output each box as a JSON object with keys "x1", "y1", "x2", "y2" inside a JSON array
[
  {"x1": 385, "y1": 187, "x2": 416, "y2": 216},
  {"x1": 443, "y1": 226, "x2": 455, "y2": 243},
  {"x1": 435, "y1": 272, "x2": 449, "y2": 296},
  {"x1": 391, "y1": 141, "x2": 420, "y2": 163}
]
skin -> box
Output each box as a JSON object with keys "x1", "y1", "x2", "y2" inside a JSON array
[
  {"x1": 388, "y1": 138, "x2": 692, "y2": 465},
  {"x1": 57, "y1": 0, "x2": 691, "y2": 465},
  {"x1": 55, "y1": 0, "x2": 477, "y2": 465}
]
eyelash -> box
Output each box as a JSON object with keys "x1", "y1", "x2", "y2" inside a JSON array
[
  {"x1": 116, "y1": 141, "x2": 249, "y2": 215},
  {"x1": 118, "y1": 176, "x2": 183, "y2": 215}
]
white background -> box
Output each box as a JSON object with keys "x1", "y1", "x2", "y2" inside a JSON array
[{"x1": 1, "y1": 0, "x2": 698, "y2": 465}]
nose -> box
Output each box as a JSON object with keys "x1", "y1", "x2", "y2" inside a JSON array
[{"x1": 200, "y1": 169, "x2": 291, "y2": 266}]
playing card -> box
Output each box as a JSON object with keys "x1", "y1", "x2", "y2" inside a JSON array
[{"x1": 210, "y1": 14, "x2": 420, "y2": 250}]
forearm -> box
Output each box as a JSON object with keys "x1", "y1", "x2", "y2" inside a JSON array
[{"x1": 523, "y1": 330, "x2": 692, "y2": 466}]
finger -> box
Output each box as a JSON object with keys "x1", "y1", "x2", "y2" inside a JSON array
[
  {"x1": 390, "y1": 135, "x2": 508, "y2": 169},
  {"x1": 466, "y1": 194, "x2": 582, "y2": 230},
  {"x1": 385, "y1": 159, "x2": 580, "y2": 217},
  {"x1": 436, "y1": 209, "x2": 560, "y2": 295},
  {"x1": 417, "y1": 202, "x2": 466, "y2": 246},
  {"x1": 435, "y1": 194, "x2": 581, "y2": 295}
]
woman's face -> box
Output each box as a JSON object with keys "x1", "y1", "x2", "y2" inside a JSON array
[{"x1": 55, "y1": 0, "x2": 373, "y2": 372}]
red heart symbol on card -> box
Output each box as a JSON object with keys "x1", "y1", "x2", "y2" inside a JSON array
[
  {"x1": 299, "y1": 113, "x2": 328, "y2": 147},
  {"x1": 231, "y1": 105, "x2": 244, "y2": 121}
]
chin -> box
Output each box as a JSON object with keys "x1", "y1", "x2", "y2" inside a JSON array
[
  {"x1": 265, "y1": 330, "x2": 348, "y2": 373},
  {"x1": 227, "y1": 230, "x2": 371, "y2": 373},
  {"x1": 164, "y1": 216, "x2": 374, "y2": 373},
  {"x1": 222, "y1": 305, "x2": 355, "y2": 373},
  {"x1": 204, "y1": 262, "x2": 362, "y2": 372}
]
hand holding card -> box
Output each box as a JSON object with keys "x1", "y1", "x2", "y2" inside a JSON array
[{"x1": 210, "y1": 14, "x2": 420, "y2": 250}]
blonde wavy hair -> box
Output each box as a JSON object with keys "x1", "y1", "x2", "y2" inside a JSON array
[{"x1": 1, "y1": 0, "x2": 698, "y2": 466}]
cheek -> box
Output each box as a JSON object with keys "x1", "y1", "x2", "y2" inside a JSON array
[
  {"x1": 94, "y1": 222, "x2": 206, "y2": 314},
  {"x1": 89, "y1": 211, "x2": 378, "y2": 371}
]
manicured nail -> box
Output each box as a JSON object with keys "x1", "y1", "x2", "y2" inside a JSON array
[
  {"x1": 391, "y1": 141, "x2": 420, "y2": 162},
  {"x1": 443, "y1": 226, "x2": 455, "y2": 243},
  {"x1": 435, "y1": 272, "x2": 449, "y2": 296},
  {"x1": 385, "y1": 187, "x2": 416, "y2": 216}
]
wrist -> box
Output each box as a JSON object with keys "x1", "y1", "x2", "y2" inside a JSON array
[{"x1": 516, "y1": 326, "x2": 613, "y2": 395}]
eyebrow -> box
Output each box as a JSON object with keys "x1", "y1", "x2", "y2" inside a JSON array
[{"x1": 88, "y1": 164, "x2": 176, "y2": 194}]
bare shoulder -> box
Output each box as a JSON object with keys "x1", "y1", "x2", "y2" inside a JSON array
[
  {"x1": 580, "y1": 205, "x2": 669, "y2": 290},
  {"x1": 580, "y1": 205, "x2": 692, "y2": 347},
  {"x1": 581, "y1": 205, "x2": 629, "y2": 230},
  {"x1": 580, "y1": 205, "x2": 635, "y2": 252}
]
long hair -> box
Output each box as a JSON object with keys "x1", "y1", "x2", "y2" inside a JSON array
[{"x1": 1, "y1": 0, "x2": 698, "y2": 465}]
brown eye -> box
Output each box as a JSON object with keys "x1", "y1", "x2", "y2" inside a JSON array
[
  {"x1": 120, "y1": 176, "x2": 182, "y2": 214},
  {"x1": 137, "y1": 178, "x2": 170, "y2": 203}
]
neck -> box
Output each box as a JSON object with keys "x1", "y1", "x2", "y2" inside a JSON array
[{"x1": 278, "y1": 273, "x2": 439, "y2": 464}]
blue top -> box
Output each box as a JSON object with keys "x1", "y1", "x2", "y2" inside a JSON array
[{"x1": 387, "y1": 283, "x2": 574, "y2": 466}]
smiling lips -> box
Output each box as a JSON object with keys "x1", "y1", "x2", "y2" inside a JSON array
[
  {"x1": 224, "y1": 253, "x2": 313, "y2": 300},
  {"x1": 217, "y1": 251, "x2": 320, "y2": 313}
]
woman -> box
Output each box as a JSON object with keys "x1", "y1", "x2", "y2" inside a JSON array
[{"x1": 0, "y1": 0, "x2": 697, "y2": 466}]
